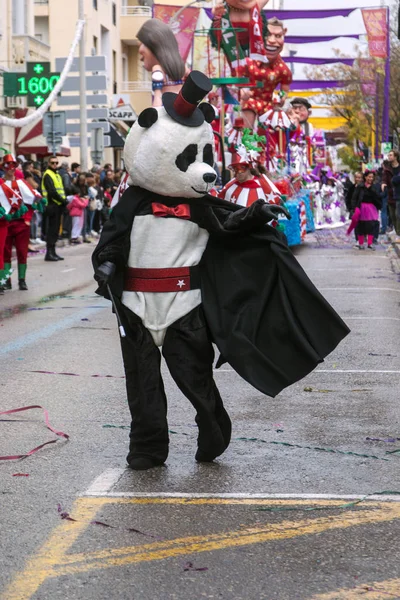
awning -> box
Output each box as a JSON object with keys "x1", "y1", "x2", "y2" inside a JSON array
[
  {"x1": 15, "y1": 109, "x2": 71, "y2": 157},
  {"x1": 108, "y1": 122, "x2": 127, "y2": 148}
]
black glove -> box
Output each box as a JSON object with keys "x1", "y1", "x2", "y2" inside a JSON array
[
  {"x1": 261, "y1": 203, "x2": 291, "y2": 221},
  {"x1": 95, "y1": 261, "x2": 116, "y2": 284}
]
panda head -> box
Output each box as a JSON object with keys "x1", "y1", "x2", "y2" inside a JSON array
[{"x1": 123, "y1": 71, "x2": 217, "y2": 199}]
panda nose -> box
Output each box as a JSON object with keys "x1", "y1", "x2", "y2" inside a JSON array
[{"x1": 203, "y1": 172, "x2": 216, "y2": 183}]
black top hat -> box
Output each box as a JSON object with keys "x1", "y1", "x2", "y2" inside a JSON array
[
  {"x1": 290, "y1": 97, "x2": 312, "y2": 110},
  {"x1": 163, "y1": 71, "x2": 213, "y2": 127}
]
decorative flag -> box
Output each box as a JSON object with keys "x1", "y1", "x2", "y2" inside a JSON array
[
  {"x1": 361, "y1": 8, "x2": 388, "y2": 58},
  {"x1": 153, "y1": 6, "x2": 200, "y2": 61},
  {"x1": 359, "y1": 58, "x2": 377, "y2": 97}
]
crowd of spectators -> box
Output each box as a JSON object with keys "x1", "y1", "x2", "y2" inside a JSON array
[
  {"x1": 344, "y1": 150, "x2": 400, "y2": 249},
  {"x1": 0, "y1": 157, "x2": 123, "y2": 253}
]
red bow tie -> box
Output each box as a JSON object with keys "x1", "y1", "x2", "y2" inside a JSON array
[{"x1": 152, "y1": 202, "x2": 191, "y2": 220}]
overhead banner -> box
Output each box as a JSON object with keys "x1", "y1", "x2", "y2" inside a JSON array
[
  {"x1": 154, "y1": 5, "x2": 200, "y2": 61},
  {"x1": 291, "y1": 80, "x2": 351, "y2": 91},
  {"x1": 359, "y1": 58, "x2": 376, "y2": 98},
  {"x1": 361, "y1": 8, "x2": 388, "y2": 58}
]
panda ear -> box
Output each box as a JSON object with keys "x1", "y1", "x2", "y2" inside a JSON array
[
  {"x1": 198, "y1": 102, "x2": 215, "y2": 124},
  {"x1": 138, "y1": 108, "x2": 158, "y2": 128}
]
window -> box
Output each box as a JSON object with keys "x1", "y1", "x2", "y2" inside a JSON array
[
  {"x1": 93, "y1": 36, "x2": 98, "y2": 55},
  {"x1": 112, "y1": 3, "x2": 116, "y2": 26},
  {"x1": 93, "y1": 0, "x2": 98, "y2": 10}
]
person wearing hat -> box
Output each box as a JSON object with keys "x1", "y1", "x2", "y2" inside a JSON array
[
  {"x1": 213, "y1": 145, "x2": 280, "y2": 207},
  {"x1": 290, "y1": 97, "x2": 313, "y2": 136},
  {"x1": 0, "y1": 175, "x2": 18, "y2": 294},
  {"x1": 1, "y1": 154, "x2": 44, "y2": 290},
  {"x1": 41, "y1": 157, "x2": 67, "y2": 261}
]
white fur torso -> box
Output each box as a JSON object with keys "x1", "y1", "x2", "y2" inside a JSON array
[{"x1": 121, "y1": 214, "x2": 209, "y2": 346}]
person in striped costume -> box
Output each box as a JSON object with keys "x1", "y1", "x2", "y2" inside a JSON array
[{"x1": 213, "y1": 145, "x2": 281, "y2": 207}]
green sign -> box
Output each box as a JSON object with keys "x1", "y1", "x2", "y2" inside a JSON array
[
  {"x1": 3, "y1": 62, "x2": 60, "y2": 107},
  {"x1": 381, "y1": 142, "x2": 392, "y2": 157}
]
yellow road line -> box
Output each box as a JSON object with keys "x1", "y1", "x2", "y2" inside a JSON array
[
  {"x1": 310, "y1": 577, "x2": 400, "y2": 599},
  {"x1": 0, "y1": 498, "x2": 101, "y2": 600},
  {"x1": 82, "y1": 497, "x2": 391, "y2": 507},
  {"x1": 53, "y1": 505, "x2": 400, "y2": 576},
  {"x1": 2, "y1": 498, "x2": 400, "y2": 600}
]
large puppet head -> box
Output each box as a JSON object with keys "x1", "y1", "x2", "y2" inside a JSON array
[
  {"x1": 290, "y1": 97, "x2": 312, "y2": 124},
  {"x1": 137, "y1": 19, "x2": 185, "y2": 82},
  {"x1": 123, "y1": 71, "x2": 217, "y2": 198},
  {"x1": 264, "y1": 17, "x2": 287, "y2": 62},
  {"x1": 227, "y1": 0, "x2": 258, "y2": 10}
]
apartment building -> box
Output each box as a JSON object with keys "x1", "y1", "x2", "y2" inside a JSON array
[
  {"x1": 0, "y1": 0, "x2": 51, "y2": 155},
  {"x1": 1, "y1": 0, "x2": 192, "y2": 164}
]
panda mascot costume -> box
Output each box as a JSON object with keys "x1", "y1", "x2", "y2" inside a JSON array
[{"x1": 93, "y1": 71, "x2": 349, "y2": 471}]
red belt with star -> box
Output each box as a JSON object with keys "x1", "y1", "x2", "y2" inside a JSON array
[{"x1": 124, "y1": 266, "x2": 200, "y2": 293}]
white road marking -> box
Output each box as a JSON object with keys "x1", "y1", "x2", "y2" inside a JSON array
[
  {"x1": 314, "y1": 370, "x2": 400, "y2": 374},
  {"x1": 61, "y1": 268, "x2": 76, "y2": 273},
  {"x1": 85, "y1": 468, "x2": 125, "y2": 495},
  {"x1": 215, "y1": 369, "x2": 400, "y2": 374},
  {"x1": 81, "y1": 486, "x2": 400, "y2": 503},
  {"x1": 299, "y1": 255, "x2": 387, "y2": 259},
  {"x1": 345, "y1": 317, "x2": 400, "y2": 321},
  {"x1": 320, "y1": 287, "x2": 400, "y2": 293},
  {"x1": 306, "y1": 268, "x2": 392, "y2": 272}
]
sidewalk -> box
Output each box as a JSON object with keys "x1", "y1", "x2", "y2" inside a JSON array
[{"x1": 0, "y1": 241, "x2": 97, "y2": 318}]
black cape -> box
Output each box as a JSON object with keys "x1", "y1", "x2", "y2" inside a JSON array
[{"x1": 92, "y1": 185, "x2": 350, "y2": 398}]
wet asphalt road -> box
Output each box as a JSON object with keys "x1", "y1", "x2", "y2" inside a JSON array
[{"x1": 1, "y1": 234, "x2": 400, "y2": 600}]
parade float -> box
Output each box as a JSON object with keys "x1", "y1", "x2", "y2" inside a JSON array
[{"x1": 190, "y1": 2, "x2": 345, "y2": 245}]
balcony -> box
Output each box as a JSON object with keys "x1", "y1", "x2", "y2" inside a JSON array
[
  {"x1": 34, "y1": 0, "x2": 49, "y2": 16},
  {"x1": 12, "y1": 35, "x2": 50, "y2": 68},
  {"x1": 121, "y1": 80, "x2": 152, "y2": 113},
  {"x1": 120, "y1": 5, "x2": 152, "y2": 44}
]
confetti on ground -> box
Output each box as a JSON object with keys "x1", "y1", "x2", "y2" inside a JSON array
[
  {"x1": 183, "y1": 561, "x2": 208, "y2": 572},
  {"x1": 57, "y1": 504, "x2": 159, "y2": 538},
  {"x1": 235, "y1": 437, "x2": 390, "y2": 461}
]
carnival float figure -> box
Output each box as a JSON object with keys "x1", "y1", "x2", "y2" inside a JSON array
[
  {"x1": 288, "y1": 97, "x2": 314, "y2": 174},
  {"x1": 210, "y1": 0, "x2": 270, "y2": 77},
  {"x1": 241, "y1": 17, "x2": 292, "y2": 130},
  {"x1": 137, "y1": 19, "x2": 188, "y2": 107},
  {"x1": 113, "y1": 19, "x2": 189, "y2": 208}
]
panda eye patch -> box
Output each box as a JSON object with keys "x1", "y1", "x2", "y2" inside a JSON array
[
  {"x1": 175, "y1": 144, "x2": 198, "y2": 172},
  {"x1": 203, "y1": 144, "x2": 213, "y2": 167}
]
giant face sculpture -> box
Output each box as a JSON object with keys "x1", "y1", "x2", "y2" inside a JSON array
[{"x1": 264, "y1": 21, "x2": 286, "y2": 63}]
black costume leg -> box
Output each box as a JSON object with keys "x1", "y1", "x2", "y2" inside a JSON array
[
  {"x1": 162, "y1": 306, "x2": 231, "y2": 462},
  {"x1": 118, "y1": 304, "x2": 169, "y2": 467}
]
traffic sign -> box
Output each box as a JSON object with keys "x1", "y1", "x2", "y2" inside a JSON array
[
  {"x1": 3, "y1": 62, "x2": 60, "y2": 107},
  {"x1": 66, "y1": 121, "x2": 110, "y2": 134},
  {"x1": 62, "y1": 75, "x2": 107, "y2": 93},
  {"x1": 55, "y1": 56, "x2": 107, "y2": 73},
  {"x1": 43, "y1": 111, "x2": 67, "y2": 137},
  {"x1": 57, "y1": 94, "x2": 108, "y2": 106},
  {"x1": 69, "y1": 135, "x2": 111, "y2": 147},
  {"x1": 43, "y1": 111, "x2": 67, "y2": 155},
  {"x1": 63, "y1": 108, "x2": 108, "y2": 120}
]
